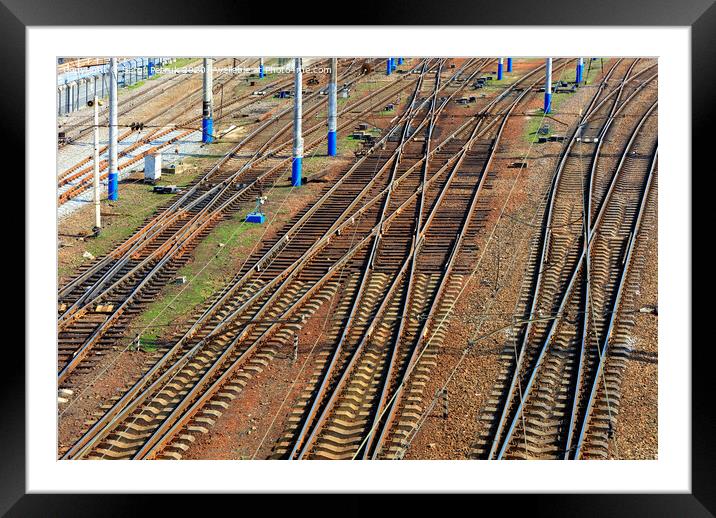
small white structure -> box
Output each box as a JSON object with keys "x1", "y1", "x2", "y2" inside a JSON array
[{"x1": 144, "y1": 153, "x2": 162, "y2": 182}]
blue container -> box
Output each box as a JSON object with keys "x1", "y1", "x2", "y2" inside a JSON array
[{"x1": 246, "y1": 212, "x2": 266, "y2": 224}]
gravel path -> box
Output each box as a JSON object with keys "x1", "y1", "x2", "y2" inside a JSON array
[{"x1": 612, "y1": 185, "x2": 658, "y2": 459}]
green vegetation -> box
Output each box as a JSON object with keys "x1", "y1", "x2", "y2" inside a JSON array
[
  {"x1": 341, "y1": 135, "x2": 364, "y2": 155},
  {"x1": 524, "y1": 114, "x2": 552, "y2": 144},
  {"x1": 125, "y1": 80, "x2": 147, "y2": 91},
  {"x1": 129, "y1": 182, "x2": 313, "y2": 340},
  {"x1": 59, "y1": 179, "x2": 184, "y2": 279},
  {"x1": 171, "y1": 58, "x2": 198, "y2": 69},
  {"x1": 522, "y1": 59, "x2": 609, "y2": 144},
  {"x1": 354, "y1": 80, "x2": 384, "y2": 93},
  {"x1": 131, "y1": 211, "x2": 262, "y2": 342},
  {"x1": 479, "y1": 73, "x2": 521, "y2": 93},
  {"x1": 59, "y1": 145, "x2": 240, "y2": 281}
]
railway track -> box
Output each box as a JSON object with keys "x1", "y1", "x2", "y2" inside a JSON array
[
  {"x1": 280, "y1": 60, "x2": 571, "y2": 460},
  {"x1": 56, "y1": 59, "x2": 374, "y2": 205},
  {"x1": 471, "y1": 58, "x2": 658, "y2": 460},
  {"x1": 57, "y1": 57, "x2": 294, "y2": 204},
  {"x1": 59, "y1": 58, "x2": 512, "y2": 459},
  {"x1": 57, "y1": 58, "x2": 293, "y2": 150},
  {"x1": 57, "y1": 58, "x2": 440, "y2": 384},
  {"x1": 57, "y1": 58, "x2": 207, "y2": 147}
]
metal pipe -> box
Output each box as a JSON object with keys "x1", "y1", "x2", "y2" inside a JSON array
[
  {"x1": 202, "y1": 58, "x2": 213, "y2": 143},
  {"x1": 93, "y1": 95, "x2": 101, "y2": 230},
  {"x1": 108, "y1": 57, "x2": 118, "y2": 201},
  {"x1": 386, "y1": 57, "x2": 392, "y2": 75},
  {"x1": 576, "y1": 57, "x2": 584, "y2": 83},
  {"x1": 498, "y1": 57, "x2": 504, "y2": 80},
  {"x1": 544, "y1": 57, "x2": 552, "y2": 113},
  {"x1": 327, "y1": 57, "x2": 337, "y2": 156},
  {"x1": 292, "y1": 57, "x2": 303, "y2": 186},
  {"x1": 259, "y1": 57, "x2": 264, "y2": 78}
]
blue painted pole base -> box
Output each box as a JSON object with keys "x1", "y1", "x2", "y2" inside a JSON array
[
  {"x1": 544, "y1": 92, "x2": 552, "y2": 114},
  {"x1": 327, "y1": 131, "x2": 337, "y2": 157},
  {"x1": 507, "y1": 58, "x2": 513, "y2": 72},
  {"x1": 259, "y1": 65, "x2": 264, "y2": 78},
  {"x1": 386, "y1": 58, "x2": 392, "y2": 75},
  {"x1": 398, "y1": 58, "x2": 403, "y2": 65},
  {"x1": 576, "y1": 65, "x2": 583, "y2": 84},
  {"x1": 108, "y1": 173, "x2": 118, "y2": 201},
  {"x1": 202, "y1": 117, "x2": 213, "y2": 143},
  {"x1": 497, "y1": 63, "x2": 503, "y2": 80},
  {"x1": 292, "y1": 157, "x2": 302, "y2": 187}
]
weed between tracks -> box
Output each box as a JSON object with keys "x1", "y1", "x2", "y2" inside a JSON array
[
  {"x1": 129, "y1": 154, "x2": 350, "y2": 344},
  {"x1": 524, "y1": 58, "x2": 608, "y2": 144},
  {"x1": 57, "y1": 144, "x2": 237, "y2": 281}
]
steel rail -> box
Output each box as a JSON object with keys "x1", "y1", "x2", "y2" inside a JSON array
[
  {"x1": 493, "y1": 99, "x2": 658, "y2": 460},
  {"x1": 285, "y1": 60, "x2": 433, "y2": 459},
  {"x1": 57, "y1": 61, "x2": 433, "y2": 333},
  {"x1": 368, "y1": 78, "x2": 530, "y2": 459},
  {"x1": 485, "y1": 58, "x2": 639, "y2": 459},
  {"x1": 293, "y1": 61, "x2": 561, "y2": 460},
  {"x1": 61, "y1": 59, "x2": 470, "y2": 458},
  {"x1": 572, "y1": 147, "x2": 657, "y2": 459},
  {"x1": 360, "y1": 63, "x2": 444, "y2": 458},
  {"x1": 562, "y1": 58, "x2": 641, "y2": 458},
  {"x1": 489, "y1": 72, "x2": 658, "y2": 459}
]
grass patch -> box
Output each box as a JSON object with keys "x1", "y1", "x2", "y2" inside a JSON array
[
  {"x1": 58, "y1": 145, "x2": 241, "y2": 280},
  {"x1": 522, "y1": 59, "x2": 610, "y2": 144},
  {"x1": 171, "y1": 58, "x2": 198, "y2": 69},
  {"x1": 354, "y1": 80, "x2": 386, "y2": 93},
  {"x1": 524, "y1": 114, "x2": 552, "y2": 144},
  {"x1": 478, "y1": 73, "x2": 521, "y2": 93},
  {"x1": 132, "y1": 212, "x2": 262, "y2": 337},
  {"x1": 125, "y1": 80, "x2": 146, "y2": 91},
  {"x1": 341, "y1": 135, "x2": 363, "y2": 155},
  {"x1": 129, "y1": 182, "x2": 309, "y2": 339}
]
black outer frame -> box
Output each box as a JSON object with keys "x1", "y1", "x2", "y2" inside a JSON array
[{"x1": 6, "y1": 0, "x2": 709, "y2": 514}]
